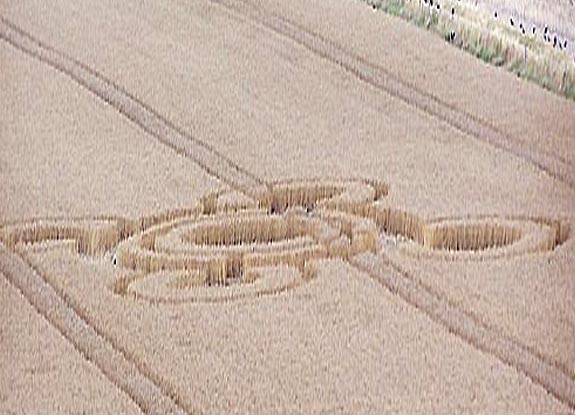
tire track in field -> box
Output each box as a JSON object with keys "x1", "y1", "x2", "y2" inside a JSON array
[
  {"x1": 0, "y1": 245, "x2": 192, "y2": 415},
  {"x1": 351, "y1": 252, "x2": 575, "y2": 411},
  {"x1": 209, "y1": 0, "x2": 575, "y2": 191},
  {"x1": 1, "y1": 11, "x2": 573, "y2": 413},
  {"x1": 0, "y1": 16, "x2": 265, "y2": 199},
  {"x1": 0, "y1": 17, "x2": 231, "y2": 415}
]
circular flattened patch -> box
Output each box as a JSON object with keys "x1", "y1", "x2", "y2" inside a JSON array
[
  {"x1": 116, "y1": 210, "x2": 333, "y2": 283},
  {"x1": 114, "y1": 205, "x2": 378, "y2": 302},
  {"x1": 114, "y1": 178, "x2": 387, "y2": 302},
  {"x1": 398, "y1": 217, "x2": 567, "y2": 260},
  {"x1": 260, "y1": 178, "x2": 388, "y2": 213}
]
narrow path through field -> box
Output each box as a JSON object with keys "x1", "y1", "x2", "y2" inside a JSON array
[
  {"x1": 0, "y1": 245, "x2": 191, "y2": 415},
  {"x1": 1, "y1": 11, "x2": 574, "y2": 413},
  {"x1": 351, "y1": 253, "x2": 575, "y2": 410},
  {"x1": 0, "y1": 17, "x2": 264, "y2": 198},
  {"x1": 209, "y1": 0, "x2": 575, "y2": 190}
]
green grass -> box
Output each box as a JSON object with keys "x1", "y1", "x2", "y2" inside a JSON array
[
  {"x1": 366, "y1": 0, "x2": 575, "y2": 101},
  {"x1": 378, "y1": 0, "x2": 406, "y2": 16}
]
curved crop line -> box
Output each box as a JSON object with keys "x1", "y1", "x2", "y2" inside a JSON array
[
  {"x1": 208, "y1": 0, "x2": 575, "y2": 190},
  {"x1": 1, "y1": 178, "x2": 571, "y2": 410},
  {"x1": 1, "y1": 8, "x2": 573, "y2": 411},
  {"x1": 122, "y1": 267, "x2": 308, "y2": 305}
]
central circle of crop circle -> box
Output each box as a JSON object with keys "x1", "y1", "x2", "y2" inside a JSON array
[
  {"x1": 113, "y1": 178, "x2": 387, "y2": 303},
  {"x1": 115, "y1": 208, "x2": 357, "y2": 303},
  {"x1": 182, "y1": 214, "x2": 311, "y2": 247}
]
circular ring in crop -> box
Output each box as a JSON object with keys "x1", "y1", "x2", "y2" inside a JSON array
[
  {"x1": 398, "y1": 216, "x2": 568, "y2": 260},
  {"x1": 115, "y1": 205, "x2": 379, "y2": 302}
]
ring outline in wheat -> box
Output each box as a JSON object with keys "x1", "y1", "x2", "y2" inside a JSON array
[{"x1": 0, "y1": 178, "x2": 569, "y2": 303}]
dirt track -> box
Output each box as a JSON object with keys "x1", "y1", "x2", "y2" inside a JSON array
[{"x1": 1, "y1": 0, "x2": 574, "y2": 414}]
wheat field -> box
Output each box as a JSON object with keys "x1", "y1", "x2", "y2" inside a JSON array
[
  {"x1": 368, "y1": 0, "x2": 575, "y2": 98},
  {"x1": 1, "y1": 0, "x2": 575, "y2": 414}
]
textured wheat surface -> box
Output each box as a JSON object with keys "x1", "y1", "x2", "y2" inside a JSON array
[
  {"x1": 0, "y1": 275, "x2": 144, "y2": 414},
  {"x1": 0, "y1": 42, "x2": 223, "y2": 222},
  {"x1": 1, "y1": 0, "x2": 575, "y2": 414},
  {"x1": 23, "y1": 247, "x2": 572, "y2": 414}
]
